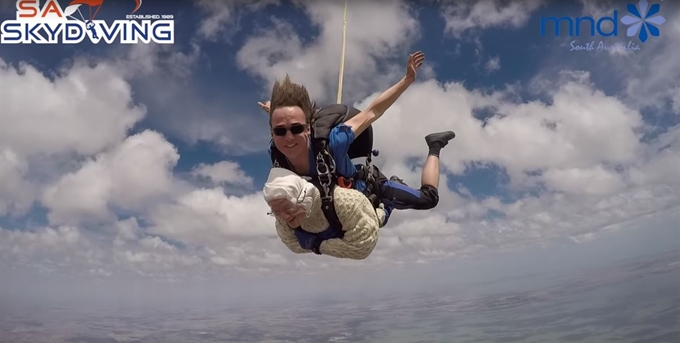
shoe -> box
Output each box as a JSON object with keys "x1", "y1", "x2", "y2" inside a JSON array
[
  {"x1": 389, "y1": 175, "x2": 408, "y2": 186},
  {"x1": 425, "y1": 131, "x2": 456, "y2": 148}
]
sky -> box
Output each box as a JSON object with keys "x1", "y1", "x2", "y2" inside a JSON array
[{"x1": 0, "y1": 0, "x2": 679, "y2": 305}]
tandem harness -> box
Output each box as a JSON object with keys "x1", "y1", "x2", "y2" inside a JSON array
[{"x1": 269, "y1": 104, "x2": 385, "y2": 254}]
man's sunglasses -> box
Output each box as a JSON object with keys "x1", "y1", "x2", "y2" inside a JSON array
[{"x1": 272, "y1": 124, "x2": 306, "y2": 136}]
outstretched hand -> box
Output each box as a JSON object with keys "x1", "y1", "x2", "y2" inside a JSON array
[
  {"x1": 258, "y1": 100, "x2": 271, "y2": 114},
  {"x1": 405, "y1": 51, "x2": 425, "y2": 82}
]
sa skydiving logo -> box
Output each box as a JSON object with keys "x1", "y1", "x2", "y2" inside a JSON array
[{"x1": 0, "y1": 0, "x2": 174, "y2": 44}]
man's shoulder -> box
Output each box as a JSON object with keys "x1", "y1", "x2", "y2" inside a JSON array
[
  {"x1": 327, "y1": 124, "x2": 354, "y2": 147},
  {"x1": 329, "y1": 123, "x2": 352, "y2": 135}
]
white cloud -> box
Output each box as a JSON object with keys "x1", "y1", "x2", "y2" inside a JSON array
[
  {"x1": 569, "y1": 232, "x2": 596, "y2": 243},
  {"x1": 485, "y1": 56, "x2": 501, "y2": 73},
  {"x1": 236, "y1": 0, "x2": 420, "y2": 103},
  {"x1": 441, "y1": 0, "x2": 546, "y2": 37},
  {"x1": 115, "y1": 42, "x2": 202, "y2": 79},
  {"x1": 619, "y1": 9, "x2": 680, "y2": 109},
  {"x1": 0, "y1": 58, "x2": 145, "y2": 157},
  {"x1": 627, "y1": 125, "x2": 680, "y2": 186},
  {"x1": 672, "y1": 87, "x2": 680, "y2": 114},
  {"x1": 144, "y1": 188, "x2": 275, "y2": 248},
  {"x1": 0, "y1": 48, "x2": 290, "y2": 280},
  {"x1": 117, "y1": 42, "x2": 271, "y2": 155},
  {"x1": 0, "y1": 56, "x2": 146, "y2": 220},
  {"x1": 1, "y1": 0, "x2": 679, "y2": 286},
  {"x1": 41, "y1": 130, "x2": 182, "y2": 226},
  {"x1": 0, "y1": 148, "x2": 34, "y2": 216},
  {"x1": 350, "y1": 68, "x2": 679, "y2": 258},
  {"x1": 0, "y1": 225, "x2": 104, "y2": 276},
  {"x1": 577, "y1": 0, "x2": 616, "y2": 17},
  {"x1": 191, "y1": 161, "x2": 254, "y2": 188},
  {"x1": 358, "y1": 71, "x2": 643, "y2": 182},
  {"x1": 541, "y1": 166, "x2": 626, "y2": 195},
  {"x1": 544, "y1": 1, "x2": 680, "y2": 111},
  {"x1": 111, "y1": 232, "x2": 203, "y2": 282},
  {"x1": 194, "y1": 0, "x2": 280, "y2": 40}
]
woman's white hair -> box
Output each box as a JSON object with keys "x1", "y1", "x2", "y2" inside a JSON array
[{"x1": 262, "y1": 167, "x2": 318, "y2": 213}]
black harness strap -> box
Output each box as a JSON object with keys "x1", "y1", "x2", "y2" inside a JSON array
[{"x1": 311, "y1": 137, "x2": 344, "y2": 236}]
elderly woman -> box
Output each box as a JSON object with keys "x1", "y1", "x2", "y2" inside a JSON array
[{"x1": 263, "y1": 167, "x2": 390, "y2": 260}]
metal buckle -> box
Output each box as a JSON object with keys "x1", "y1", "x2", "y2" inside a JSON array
[{"x1": 311, "y1": 140, "x2": 338, "y2": 203}]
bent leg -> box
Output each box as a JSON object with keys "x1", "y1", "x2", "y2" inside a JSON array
[
  {"x1": 376, "y1": 130, "x2": 454, "y2": 211},
  {"x1": 377, "y1": 180, "x2": 439, "y2": 210},
  {"x1": 421, "y1": 155, "x2": 440, "y2": 189},
  {"x1": 421, "y1": 129, "x2": 456, "y2": 190}
]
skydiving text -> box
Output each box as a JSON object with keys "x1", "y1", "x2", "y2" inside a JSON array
[
  {"x1": 1, "y1": 20, "x2": 174, "y2": 44},
  {"x1": 0, "y1": 0, "x2": 175, "y2": 44}
]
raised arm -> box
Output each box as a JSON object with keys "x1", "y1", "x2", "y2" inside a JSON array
[{"x1": 344, "y1": 51, "x2": 425, "y2": 138}]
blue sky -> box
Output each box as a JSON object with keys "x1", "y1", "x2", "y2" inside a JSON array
[
  {"x1": 0, "y1": 0, "x2": 679, "y2": 301},
  {"x1": 0, "y1": 0, "x2": 556, "y2": 199}
]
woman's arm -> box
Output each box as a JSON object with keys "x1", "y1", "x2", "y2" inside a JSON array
[
  {"x1": 274, "y1": 217, "x2": 311, "y2": 254},
  {"x1": 318, "y1": 189, "x2": 382, "y2": 260}
]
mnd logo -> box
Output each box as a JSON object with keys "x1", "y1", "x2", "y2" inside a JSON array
[
  {"x1": 0, "y1": 0, "x2": 175, "y2": 45},
  {"x1": 540, "y1": 0, "x2": 666, "y2": 52},
  {"x1": 621, "y1": 0, "x2": 666, "y2": 42}
]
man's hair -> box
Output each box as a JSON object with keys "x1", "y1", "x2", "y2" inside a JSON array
[{"x1": 269, "y1": 74, "x2": 313, "y2": 125}]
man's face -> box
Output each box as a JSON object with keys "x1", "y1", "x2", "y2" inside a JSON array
[{"x1": 270, "y1": 106, "x2": 309, "y2": 161}]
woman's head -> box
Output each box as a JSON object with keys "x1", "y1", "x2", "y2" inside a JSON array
[
  {"x1": 263, "y1": 167, "x2": 318, "y2": 227},
  {"x1": 267, "y1": 197, "x2": 307, "y2": 227}
]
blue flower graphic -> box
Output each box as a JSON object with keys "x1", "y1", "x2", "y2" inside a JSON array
[{"x1": 621, "y1": 0, "x2": 666, "y2": 42}]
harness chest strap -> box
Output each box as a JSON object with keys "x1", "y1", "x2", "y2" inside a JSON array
[{"x1": 313, "y1": 139, "x2": 344, "y2": 227}]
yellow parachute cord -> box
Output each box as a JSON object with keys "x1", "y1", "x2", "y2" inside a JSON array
[{"x1": 336, "y1": 0, "x2": 348, "y2": 104}]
